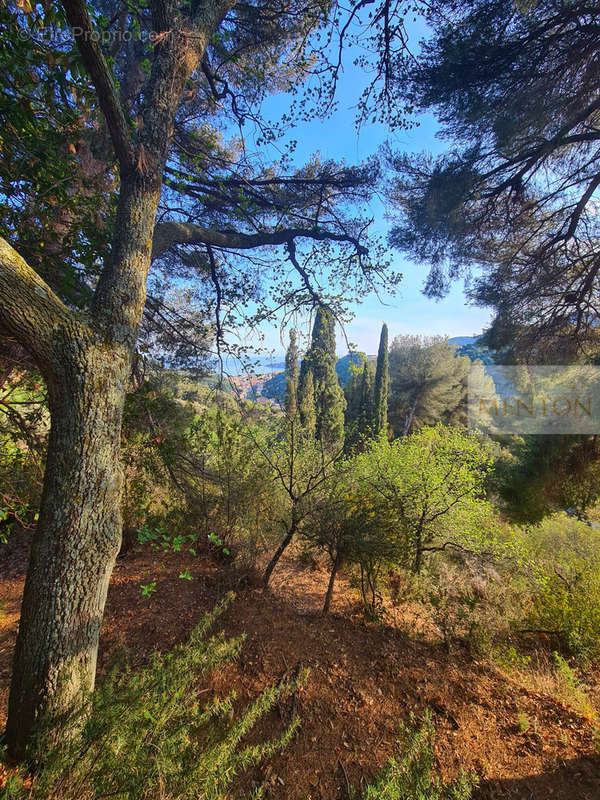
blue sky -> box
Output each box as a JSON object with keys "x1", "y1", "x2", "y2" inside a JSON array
[{"x1": 238, "y1": 21, "x2": 493, "y2": 358}]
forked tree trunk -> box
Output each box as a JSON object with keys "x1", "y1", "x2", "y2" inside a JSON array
[
  {"x1": 6, "y1": 340, "x2": 130, "y2": 760},
  {"x1": 0, "y1": 0, "x2": 242, "y2": 759}
]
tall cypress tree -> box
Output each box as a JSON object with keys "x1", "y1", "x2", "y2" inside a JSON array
[
  {"x1": 344, "y1": 359, "x2": 366, "y2": 424},
  {"x1": 298, "y1": 365, "x2": 316, "y2": 436},
  {"x1": 312, "y1": 307, "x2": 345, "y2": 449},
  {"x1": 318, "y1": 362, "x2": 346, "y2": 448},
  {"x1": 373, "y1": 323, "x2": 389, "y2": 437},
  {"x1": 309, "y1": 306, "x2": 335, "y2": 385},
  {"x1": 344, "y1": 356, "x2": 373, "y2": 448},
  {"x1": 284, "y1": 329, "x2": 299, "y2": 417},
  {"x1": 360, "y1": 361, "x2": 375, "y2": 434},
  {"x1": 299, "y1": 306, "x2": 345, "y2": 448}
]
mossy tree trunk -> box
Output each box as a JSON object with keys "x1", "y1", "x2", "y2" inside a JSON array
[
  {"x1": 2, "y1": 170, "x2": 163, "y2": 759},
  {"x1": 5, "y1": 341, "x2": 129, "y2": 757},
  {"x1": 0, "y1": 0, "x2": 236, "y2": 759}
]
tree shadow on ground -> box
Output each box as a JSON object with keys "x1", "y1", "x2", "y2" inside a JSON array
[
  {"x1": 474, "y1": 756, "x2": 600, "y2": 799},
  {"x1": 1, "y1": 544, "x2": 598, "y2": 800}
]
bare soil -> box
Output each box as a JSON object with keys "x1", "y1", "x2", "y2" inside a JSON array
[{"x1": 1, "y1": 533, "x2": 599, "y2": 799}]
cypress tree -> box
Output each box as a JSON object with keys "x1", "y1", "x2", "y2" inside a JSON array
[
  {"x1": 373, "y1": 323, "x2": 389, "y2": 437},
  {"x1": 298, "y1": 365, "x2": 316, "y2": 436},
  {"x1": 284, "y1": 329, "x2": 299, "y2": 417},
  {"x1": 318, "y1": 359, "x2": 346, "y2": 449},
  {"x1": 309, "y1": 306, "x2": 336, "y2": 385},
  {"x1": 343, "y1": 357, "x2": 370, "y2": 448},
  {"x1": 344, "y1": 359, "x2": 365, "y2": 425},
  {"x1": 360, "y1": 361, "x2": 375, "y2": 435},
  {"x1": 298, "y1": 306, "x2": 345, "y2": 448},
  {"x1": 311, "y1": 307, "x2": 345, "y2": 449}
]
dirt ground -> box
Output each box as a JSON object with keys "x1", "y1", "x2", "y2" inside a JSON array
[{"x1": 1, "y1": 533, "x2": 599, "y2": 799}]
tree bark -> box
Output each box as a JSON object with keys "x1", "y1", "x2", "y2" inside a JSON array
[
  {"x1": 413, "y1": 528, "x2": 423, "y2": 574},
  {"x1": 2, "y1": 172, "x2": 162, "y2": 760},
  {"x1": 6, "y1": 339, "x2": 129, "y2": 760},
  {"x1": 322, "y1": 554, "x2": 340, "y2": 614},
  {"x1": 263, "y1": 519, "x2": 297, "y2": 588},
  {"x1": 402, "y1": 396, "x2": 418, "y2": 436},
  {"x1": 1, "y1": 0, "x2": 260, "y2": 760}
]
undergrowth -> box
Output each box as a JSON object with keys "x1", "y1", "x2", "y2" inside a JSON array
[
  {"x1": 1, "y1": 593, "x2": 304, "y2": 800},
  {"x1": 358, "y1": 712, "x2": 474, "y2": 799}
]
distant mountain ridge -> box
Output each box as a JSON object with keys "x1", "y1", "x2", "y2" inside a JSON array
[
  {"x1": 449, "y1": 336, "x2": 478, "y2": 347},
  {"x1": 451, "y1": 336, "x2": 496, "y2": 366}
]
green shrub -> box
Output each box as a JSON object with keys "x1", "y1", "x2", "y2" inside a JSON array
[
  {"x1": 350, "y1": 426, "x2": 498, "y2": 576},
  {"x1": 551, "y1": 652, "x2": 595, "y2": 717},
  {"x1": 524, "y1": 514, "x2": 600, "y2": 659},
  {"x1": 358, "y1": 712, "x2": 474, "y2": 799},
  {"x1": 492, "y1": 644, "x2": 531, "y2": 674},
  {"x1": 530, "y1": 566, "x2": 600, "y2": 659},
  {"x1": 3, "y1": 594, "x2": 303, "y2": 800},
  {"x1": 0, "y1": 369, "x2": 47, "y2": 538}
]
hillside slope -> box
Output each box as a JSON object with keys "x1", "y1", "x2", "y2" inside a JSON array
[{"x1": 0, "y1": 537, "x2": 598, "y2": 799}]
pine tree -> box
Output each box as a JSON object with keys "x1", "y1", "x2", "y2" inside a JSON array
[
  {"x1": 284, "y1": 329, "x2": 299, "y2": 417},
  {"x1": 388, "y1": 335, "x2": 470, "y2": 435},
  {"x1": 373, "y1": 323, "x2": 389, "y2": 437},
  {"x1": 387, "y1": 0, "x2": 600, "y2": 358}
]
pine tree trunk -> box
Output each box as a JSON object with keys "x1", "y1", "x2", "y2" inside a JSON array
[
  {"x1": 0, "y1": 0, "x2": 240, "y2": 759},
  {"x1": 5, "y1": 336, "x2": 129, "y2": 761}
]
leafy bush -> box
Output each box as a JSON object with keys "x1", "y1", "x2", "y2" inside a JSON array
[
  {"x1": 358, "y1": 712, "x2": 474, "y2": 799},
  {"x1": 3, "y1": 594, "x2": 303, "y2": 800},
  {"x1": 136, "y1": 522, "x2": 199, "y2": 556},
  {"x1": 418, "y1": 556, "x2": 522, "y2": 655},
  {"x1": 551, "y1": 652, "x2": 595, "y2": 717},
  {"x1": 303, "y1": 425, "x2": 511, "y2": 618},
  {"x1": 302, "y1": 465, "x2": 402, "y2": 616},
  {"x1": 122, "y1": 381, "x2": 284, "y2": 568},
  {"x1": 351, "y1": 425, "x2": 497, "y2": 576},
  {"x1": 0, "y1": 368, "x2": 47, "y2": 538},
  {"x1": 525, "y1": 513, "x2": 600, "y2": 659},
  {"x1": 492, "y1": 644, "x2": 531, "y2": 673},
  {"x1": 531, "y1": 567, "x2": 600, "y2": 658}
]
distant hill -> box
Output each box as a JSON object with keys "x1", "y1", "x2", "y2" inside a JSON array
[
  {"x1": 261, "y1": 352, "x2": 367, "y2": 403},
  {"x1": 260, "y1": 371, "x2": 286, "y2": 402},
  {"x1": 450, "y1": 336, "x2": 497, "y2": 366},
  {"x1": 335, "y1": 353, "x2": 367, "y2": 385},
  {"x1": 449, "y1": 336, "x2": 478, "y2": 347}
]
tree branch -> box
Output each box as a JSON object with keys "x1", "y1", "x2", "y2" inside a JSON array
[
  {"x1": 0, "y1": 237, "x2": 80, "y2": 373},
  {"x1": 61, "y1": 0, "x2": 135, "y2": 171},
  {"x1": 151, "y1": 221, "x2": 368, "y2": 261},
  {"x1": 286, "y1": 240, "x2": 320, "y2": 303}
]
